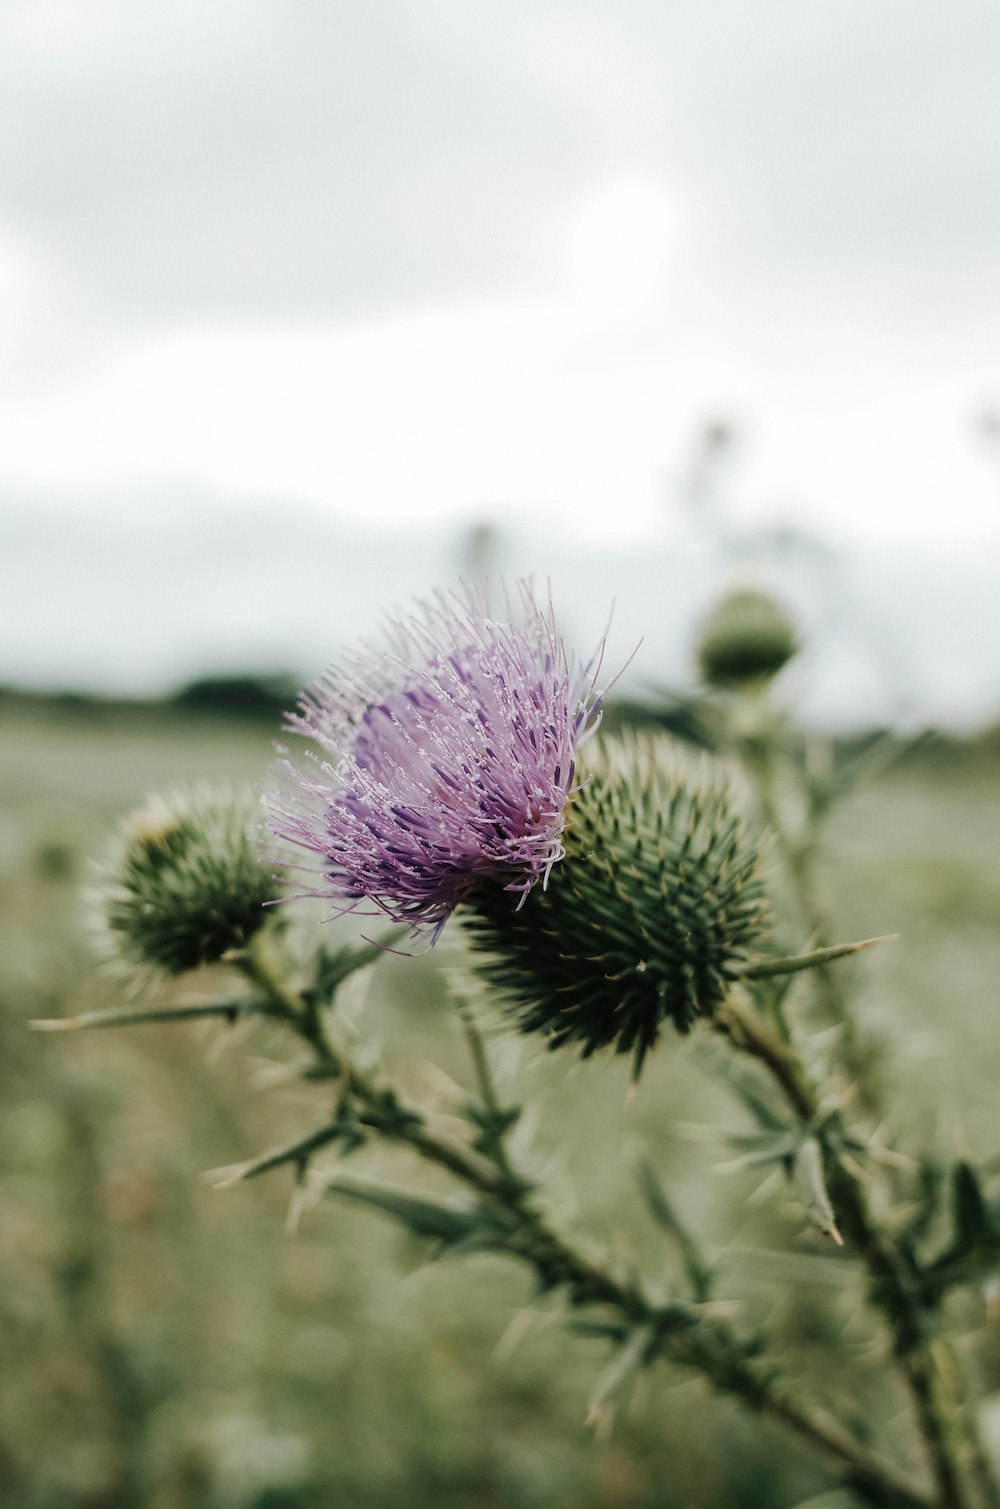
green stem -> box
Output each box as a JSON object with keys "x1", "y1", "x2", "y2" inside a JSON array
[
  {"x1": 900, "y1": 1348, "x2": 976, "y2": 1509},
  {"x1": 459, "y1": 1003, "x2": 502, "y2": 1118},
  {"x1": 934, "y1": 1341, "x2": 1000, "y2": 1509},
  {"x1": 457, "y1": 1002, "x2": 527, "y2": 1194},
  {"x1": 716, "y1": 996, "x2": 816, "y2": 1121},
  {"x1": 741, "y1": 715, "x2": 881, "y2": 1106}
]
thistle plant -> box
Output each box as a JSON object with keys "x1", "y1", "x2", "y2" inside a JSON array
[{"x1": 40, "y1": 582, "x2": 1000, "y2": 1509}]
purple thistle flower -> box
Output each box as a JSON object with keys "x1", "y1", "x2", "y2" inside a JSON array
[{"x1": 271, "y1": 583, "x2": 604, "y2": 937}]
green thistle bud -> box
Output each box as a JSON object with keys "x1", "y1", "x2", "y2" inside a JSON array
[
  {"x1": 462, "y1": 733, "x2": 770, "y2": 1076},
  {"x1": 696, "y1": 587, "x2": 799, "y2": 689},
  {"x1": 97, "y1": 786, "x2": 279, "y2": 977}
]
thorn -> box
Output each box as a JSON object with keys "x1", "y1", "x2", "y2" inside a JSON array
[
  {"x1": 286, "y1": 1179, "x2": 314, "y2": 1236},
  {"x1": 743, "y1": 935, "x2": 897, "y2": 980},
  {"x1": 203, "y1": 1160, "x2": 254, "y2": 1190}
]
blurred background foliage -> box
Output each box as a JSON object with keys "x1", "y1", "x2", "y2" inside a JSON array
[{"x1": 3, "y1": 691, "x2": 1000, "y2": 1509}]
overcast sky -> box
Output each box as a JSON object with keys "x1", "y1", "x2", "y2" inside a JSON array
[{"x1": 2, "y1": 0, "x2": 1000, "y2": 545}]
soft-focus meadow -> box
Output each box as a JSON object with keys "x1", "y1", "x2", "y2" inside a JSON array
[{"x1": 3, "y1": 695, "x2": 1000, "y2": 1509}]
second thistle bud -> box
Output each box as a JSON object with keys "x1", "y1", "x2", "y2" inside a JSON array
[
  {"x1": 97, "y1": 786, "x2": 279, "y2": 978},
  {"x1": 462, "y1": 732, "x2": 769, "y2": 1076},
  {"x1": 696, "y1": 586, "x2": 799, "y2": 690}
]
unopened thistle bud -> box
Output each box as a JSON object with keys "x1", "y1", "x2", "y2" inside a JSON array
[
  {"x1": 98, "y1": 786, "x2": 278, "y2": 977},
  {"x1": 696, "y1": 587, "x2": 798, "y2": 690},
  {"x1": 462, "y1": 732, "x2": 769, "y2": 1076}
]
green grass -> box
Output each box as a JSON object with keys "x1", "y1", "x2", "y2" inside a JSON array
[{"x1": 2, "y1": 704, "x2": 1000, "y2": 1509}]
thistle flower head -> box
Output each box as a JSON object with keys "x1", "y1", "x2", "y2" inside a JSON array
[
  {"x1": 271, "y1": 583, "x2": 603, "y2": 935},
  {"x1": 696, "y1": 587, "x2": 799, "y2": 689},
  {"x1": 462, "y1": 731, "x2": 769, "y2": 1076},
  {"x1": 98, "y1": 786, "x2": 278, "y2": 977}
]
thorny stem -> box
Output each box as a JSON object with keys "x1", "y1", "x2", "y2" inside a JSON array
[
  {"x1": 235, "y1": 942, "x2": 929, "y2": 1509},
  {"x1": 458, "y1": 1003, "x2": 503, "y2": 1118},
  {"x1": 457, "y1": 1002, "x2": 526, "y2": 1194},
  {"x1": 719, "y1": 995, "x2": 996, "y2": 1509},
  {"x1": 716, "y1": 996, "x2": 815, "y2": 1121},
  {"x1": 235, "y1": 948, "x2": 511, "y2": 1198},
  {"x1": 736, "y1": 702, "x2": 1000, "y2": 1508},
  {"x1": 741, "y1": 710, "x2": 879, "y2": 1106}
]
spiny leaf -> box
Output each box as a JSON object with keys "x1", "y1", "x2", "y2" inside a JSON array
[
  {"x1": 31, "y1": 999, "x2": 263, "y2": 1031},
  {"x1": 792, "y1": 1137, "x2": 843, "y2": 1244},
  {"x1": 742, "y1": 936, "x2": 895, "y2": 981},
  {"x1": 208, "y1": 1122, "x2": 349, "y2": 1187},
  {"x1": 324, "y1": 1174, "x2": 482, "y2": 1246},
  {"x1": 919, "y1": 1161, "x2": 1000, "y2": 1303},
  {"x1": 587, "y1": 1324, "x2": 659, "y2": 1420},
  {"x1": 952, "y1": 1160, "x2": 989, "y2": 1250},
  {"x1": 307, "y1": 937, "x2": 398, "y2": 1006},
  {"x1": 715, "y1": 1130, "x2": 800, "y2": 1173}
]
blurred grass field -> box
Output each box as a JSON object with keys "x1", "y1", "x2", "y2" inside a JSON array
[{"x1": 2, "y1": 701, "x2": 1000, "y2": 1509}]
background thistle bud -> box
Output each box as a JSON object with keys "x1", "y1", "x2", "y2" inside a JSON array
[
  {"x1": 696, "y1": 586, "x2": 799, "y2": 689},
  {"x1": 98, "y1": 786, "x2": 278, "y2": 977},
  {"x1": 462, "y1": 733, "x2": 769, "y2": 1076}
]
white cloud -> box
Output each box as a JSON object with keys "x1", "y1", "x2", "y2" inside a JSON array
[
  {"x1": 562, "y1": 177, "x2": 679, "y2": 321},
  {"x1": 1, "y1": 280, "x2": 997, "y2": 546},
  {"x1": 0, "y1": 298, "x2": 676, "y2": 540},
  {"x1": 1, "y1": 6, "x2": 999, "y2": 549}
]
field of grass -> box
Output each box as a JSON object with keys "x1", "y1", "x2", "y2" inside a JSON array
[{"x1": 2, "y1": 702, "x2": 1000, "y2": 1509}]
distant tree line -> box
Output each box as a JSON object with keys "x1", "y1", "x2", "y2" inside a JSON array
[{"x1": 2, "y1": 675, "x2": 1000, "y2": 769}]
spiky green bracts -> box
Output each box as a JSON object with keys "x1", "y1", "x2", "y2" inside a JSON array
[
  {"x1": 99, "y1": 786, "x2": 279, "y2": 978},
  {"x1": 696, "y1": 587, "x2": 799, "y2": 690},
  {"x1": 462, "y1": 733, "x2": 769, "y2": 1076}
]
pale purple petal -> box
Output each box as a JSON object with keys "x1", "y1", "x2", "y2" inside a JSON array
[{"x1": 270, "y1": 582, "x2": 603, "y2": 935}]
